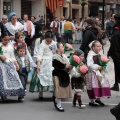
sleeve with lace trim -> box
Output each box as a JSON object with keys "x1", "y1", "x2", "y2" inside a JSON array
[
  {"x1": 37, "y1": 44, "x2": 44, "y2": 61},
  {"x1": 10, "y1": 46, "x2": 16, "y2": 62}
]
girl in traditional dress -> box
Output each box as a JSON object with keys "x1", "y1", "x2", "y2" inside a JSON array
[
  {"x1": 0, "y1": 33, "x2": 25, "y2": 102},
  {"x1": 71, "y1": 49, "x2": 86, "y2": 108},
  {"x1": 29, "y1": 31, "x2": 57, "y2": 100},
  {"x1": 86, "y1": 41, "x2": 111, "y2": 106},
  {"x1": 52, "y1": 42, "x2": 72, "y2": 112}
]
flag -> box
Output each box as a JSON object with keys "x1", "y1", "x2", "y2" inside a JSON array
[{"x1": 45, "y1": 0, "x2": 59, "y2": 13}]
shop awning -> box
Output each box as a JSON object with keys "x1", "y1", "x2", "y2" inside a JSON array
[{"x1": 45, "y1": 0, "x2": 62, "y2": 13}]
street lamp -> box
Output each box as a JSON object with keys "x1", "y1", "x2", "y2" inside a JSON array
[
  {"x1": 80, "y1": 0, "x2": 87, "y2": 19},
  {"x1": 102, "y1": 0, "x2": 105, "y2": 29}
]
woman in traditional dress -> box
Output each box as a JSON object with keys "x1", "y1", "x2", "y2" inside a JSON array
[
  {"x1": 86, "y1": 41, "x2": 111, "y2": 106},
  {"x1": 29, "y1": 31, "x2": 57, "y2": 100},
  {"x1": 52, "y1": 42, "x2": 72, "y2": 112},
  {"x1": 0, "y1": 33, "x2": 25, "y2": 102},
  {"x1": 5, "y1": 12, "x2": 24, "y2": 44}
]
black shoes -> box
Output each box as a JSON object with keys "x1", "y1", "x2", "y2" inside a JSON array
[
  {"x1": 56, "y1": 107, "x2": 65, "y2": 112},
  {"x1": 18, "y1": 96, "x2": 24, "y2": 102},
  {"x1": 39, "y1": 97, "x2": 44, "y2": 101},
  {"x1": 95, "y1": 99, "x2": 105, "y2": 106},
  {"x1": 111, "y1": 84, "x2": 119, "y2": 91},
  {"x1": 110, "y1": 103, "x2": 120, "y2": 120},
  {"x1": 89, "y1": 102, "x2": 98, "y2": 106}
]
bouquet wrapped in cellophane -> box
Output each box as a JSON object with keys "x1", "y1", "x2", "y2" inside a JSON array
[
  {"x1": 69, "y1": 55, "x2": 80, "y2": 67},
  {"x1": 64, "y1": 43, "x2": 74, "y2": 53},
  {"x1": 98, "y1": 55, "x2": 109, "y2": 69}
]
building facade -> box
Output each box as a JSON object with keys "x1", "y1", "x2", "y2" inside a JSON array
[
  {"x1": 0, "y1": 0, "x2": 45, "y2": 21},
  {"x1": 0, "y1": 0, "x2": 89, "y2": 21},
  {"x1": 54, "y1": 0, "x2": 88, "y2": 20},
  {"x1": 88, "y1": 0, "x2": 120, "y2": 18}
]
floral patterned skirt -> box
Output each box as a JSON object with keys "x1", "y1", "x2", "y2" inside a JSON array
[
  {"x1": 29, "y1": 71, "x2": 53, "y2": 92},
  {"x1": 29, "y1": 59, "x2": 54, "y2": 93},
  {"x1": 86, "y1": 71, "x2": 111, "y2": 99},
  {"x1": 0, "y1": 62, "x2": 25, "y2": 97}
]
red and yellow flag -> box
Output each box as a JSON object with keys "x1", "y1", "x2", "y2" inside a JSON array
[{"x1": 45, "y1": 0, "x2": 60, "y2": 13}]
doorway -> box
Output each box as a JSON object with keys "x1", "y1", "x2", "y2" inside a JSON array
[
  {"x1": 63, "y1": 7, "x2": 68, "y2": 18},
  {"x1": 21, "y1": 0, "x2": 32, "y2": 19},
  {"x1": 72, "y1": 9, "x2": 79, "y2": 19}
]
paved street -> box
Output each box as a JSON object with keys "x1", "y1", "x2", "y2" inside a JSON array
[{"x1": 0, "y1": 41, "x2": 120, "y2": 120}]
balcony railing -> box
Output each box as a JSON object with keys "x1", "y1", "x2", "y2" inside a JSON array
[{"x1": 88, "y1": 0, "x2": 117, "y2": 3}]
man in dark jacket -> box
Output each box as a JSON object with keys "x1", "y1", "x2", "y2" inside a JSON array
[
  {"x1": 80, "y1": 19, "x2": 98, "y2": 59},
  {"x1": 106, "y1": 14, "x2": 115, "y2": 39},
  {"x1": 109, "y1": 13, "x2": 120, "y2": 120},
  {"x1": 108, "y1": 14, "x2": 120, "y2": 91},
  {"x1": 39, "y1": 16, "x2": 45, "y2": 31}
]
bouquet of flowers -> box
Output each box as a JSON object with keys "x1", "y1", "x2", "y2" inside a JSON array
[
  {"x1": 98, "y1": 55, "x2": 109, "y2": 69},
  {"x1": 76, "y1": 26, "x2": 81, "y2": 30},
  {"x1": 64, "y1": 43, "x2": 73, "y2": 53},
  {"x1": 69, "y1": 55, "x2": 80, "y2": 67},
  {"x1": 79, "y1": 65, "x2": 89, "y2": 74}
]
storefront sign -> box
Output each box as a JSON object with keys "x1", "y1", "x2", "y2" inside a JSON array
[{"x1": 59, "y1": 0, "x2": 64, "y2": 7}]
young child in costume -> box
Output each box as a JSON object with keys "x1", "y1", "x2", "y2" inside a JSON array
[
  {"x1": 71, "y1": 49, "x2": 86, "y2": 108},
  {"x1": 86, "y1": 40, "x2": 111, "y2": 106},
  {"x1": 0, "y1": 33, "x2": 25, "y2": 102},
  {"x1": 52, "y1": 42, "x2": 72, "y2": 112},
  {"x1": 13, "y1": 31, "x2": 36, "y2": 68},
  {"x1": 29, "y1": 31, "x2": 57, "y2": 100},
  {"x1": 15, "y1": 45, "x2": 30, "y2": 92}
]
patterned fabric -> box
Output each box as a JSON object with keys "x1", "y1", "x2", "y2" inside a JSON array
[
  {"x1": 29, "y1": 71, "x2": 53, "y2": 92},
  {"x1": 29, "y1": 59, "x2": 54, "y2": 92},
  {"x1": 15, "y1": 55, "x2": 30, "y2": 73},
  {"x1": 86, "y1": 71, "x2": 111, "y2": 99},
  {"x1": 0, "y1": 62, "x2": 25, "y2": 96}
]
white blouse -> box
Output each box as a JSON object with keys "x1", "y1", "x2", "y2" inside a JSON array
[
  {"x1": 5, "y1": 22, "x2": 24, "y2": 36},
  {"x1": 0, "y1": 43, "x2": 16, "y2": 62},
  {"x1": 37, "y1": 40, "x2": 56, "y2": 61}
]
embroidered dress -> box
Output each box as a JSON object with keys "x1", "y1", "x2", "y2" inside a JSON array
[
  {"x1": 86, "y1": 50, "x2": 111, "y2": 99},
  {"x1": 0, "y1": 43, "x2": 25, "y2": 97},
  {"x1": 29, "y1": 40, "x2": 56, "y2": 92}
]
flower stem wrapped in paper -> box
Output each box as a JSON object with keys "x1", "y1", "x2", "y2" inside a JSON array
[
  {"x1": 64, "y1": 43, "x2": 74, "y2": 53},
  {"x1": 98, "y1": 55, "x2": 109, "y2": 69},
  {"x1": 69, "y1": 55, "x2": 80, "y2": 67},
  {"x1": 0, "y1": 46, "x2": 3, "y2": 55},
  {"x1": 0, "y1": 45, "x2": 6, "y2": 62}
]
